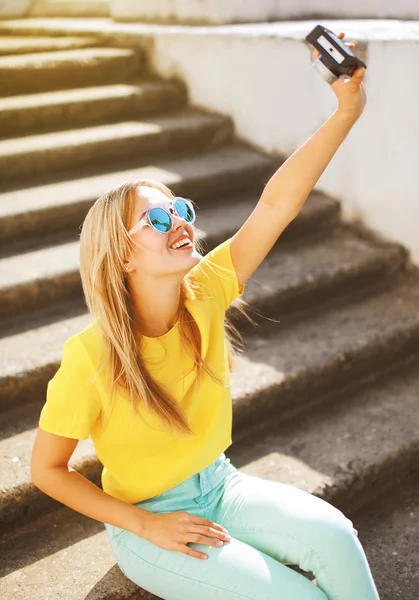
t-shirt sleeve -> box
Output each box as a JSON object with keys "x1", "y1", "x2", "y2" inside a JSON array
[
  {"x1": 192, "y1": 237, "x2": 246, "y2": 312},
  {"x1": 38, "y1": 334, "x2": 101, "y2": 440}
]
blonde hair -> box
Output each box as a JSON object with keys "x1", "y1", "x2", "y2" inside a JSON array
[{"x1": 79, "y1": 179, "x2": 257, "y2": 437}]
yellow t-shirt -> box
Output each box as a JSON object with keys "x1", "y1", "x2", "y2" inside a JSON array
[{"x1": 38, "y1": 237, "x2": 245, "y2": 504}]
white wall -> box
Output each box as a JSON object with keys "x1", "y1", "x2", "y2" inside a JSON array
[
  {"x1": 112, "y1": 0, "x2": 277, "y2": 24},
  {"x1": 278, "y1": 0, "x2": 419, "y2": 21},
  {"x1": 0, "y1": 0, "x2": 32, "y2": 18},
  {"x1": 111, "y1": 0, "x2": 419, "y2": 24}
]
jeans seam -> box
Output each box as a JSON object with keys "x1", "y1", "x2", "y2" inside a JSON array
[{"x1": 111, "y1": 536, "x2": 263, "y2": 600}]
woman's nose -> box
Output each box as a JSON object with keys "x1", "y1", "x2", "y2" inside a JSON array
[{"x1": 171, "y1": 211, "x2": 187, "y2": 226}]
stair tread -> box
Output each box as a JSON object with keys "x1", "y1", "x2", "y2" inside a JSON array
[
  {"x1": 0, "y1": 80, "x2": 183, "y2": 112},
  {"x1": 0, "y1": 144, "x2": 273, "y2": 218},
  {"x1": 0, "y1": 108, "x2": 234, "y2": 184},
  {"x1": 0, "y1": 109, "x2": 230, "y2": 157},
  {"x1": 0, "y1": 45, "x2": 137, "y2": 68},
  {"x1": 0, "y1": 35, "x2": 101, "y2": 55},
  {"x1": 1, "y1": 365, "x2": 419, "y2": 599},
  {"x1": 0, "y1": 506, "x2": 125, "y2": 600}
]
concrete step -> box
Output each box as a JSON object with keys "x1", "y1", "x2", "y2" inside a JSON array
[
  {"x1": 0, "y1": 109, "x2": 234, "y2": 184},
  {"x1": 230, "y1": 271, "x2": 419, "y2": 432},
  {"x1": 229, "y1": 357, "x2": 419, "y2": 515},
  {"x1": 0, "y1": 144, "x2": 275, "y2": 249},
  {"x1": 1, "y1": 359, "x2": 418, "y2": 598},
  {"x1": 0, "y1": 35, "x2": 101, "y2": 56},
  {"x1": 0, "y1": 80, "x2": 187, "y2": 137},
  {"x1": 0, "y1": 46, "x2": 144, "y2": 96},
  {"x1": 348, "y1": 468, "x2": 419, "y2": 600},
  {"x1": 0, "y1": 218, "x2": 407, "y2": 325},
  {"x1": 2, "y1": 272, "x2": 419, "y2": 529}
]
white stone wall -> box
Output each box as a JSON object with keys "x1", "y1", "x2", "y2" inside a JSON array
[
  {"x1": 278, "y1": 0, "x2": 419, "y2": 21},
  {"x1": 111, "y1": 0, "x2": 419, "y2": 24},
  {"x1": 0, "y1": 0, "x2": 32, "y2": 18}
]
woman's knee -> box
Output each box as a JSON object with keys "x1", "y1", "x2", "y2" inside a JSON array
[{"x1": 310, "y1": 509, "x2": 359, "y2": 557}]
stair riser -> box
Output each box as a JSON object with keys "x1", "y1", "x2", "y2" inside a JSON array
[
  {"x1": 0, "y1": 51, "x2": 144, "y2": 96},
  {"x1": 0, "y1": 271, "x2": 82, "y2": 323},
  {"x1": 0, "y1": 84, "x2": 187, "y2": 138},
  {"x1": 2, "y1": 338, "x2": 419, "y2": 532},
  {"x1": 333, "y1": 440, "x2": 419, "y2": 516},
  {"x1": 0, "y1": 118, "x2": 234, "y2": 184}
]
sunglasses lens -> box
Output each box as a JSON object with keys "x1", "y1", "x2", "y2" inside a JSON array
[
  {"x1": 175, "y1": 198, "x2": 195, "y2": 223},
  {"x1": 149, "y1": 207, "x2": 172, "y2": 233}
]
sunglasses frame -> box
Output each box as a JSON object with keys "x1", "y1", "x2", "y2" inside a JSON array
[{"x1": 128, "y1": 197, "x2": 196, "y2": 236}]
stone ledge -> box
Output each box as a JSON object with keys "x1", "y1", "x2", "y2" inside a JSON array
[{"x1": 1, "y1": 17, "x2": 419, "y2": 42}]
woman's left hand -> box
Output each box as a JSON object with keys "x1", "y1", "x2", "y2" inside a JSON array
[{"x1": 312, "y1": 31, "x2": 367, "y2": 121}]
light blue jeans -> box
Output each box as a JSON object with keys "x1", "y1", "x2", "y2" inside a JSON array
[{"x1": 104, "y1": 452, "x2": 380, "y2": 600}]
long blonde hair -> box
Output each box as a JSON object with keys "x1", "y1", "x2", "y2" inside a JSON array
[{"x1": 79, "y1": 179, "x2": 257, "y2": 437}]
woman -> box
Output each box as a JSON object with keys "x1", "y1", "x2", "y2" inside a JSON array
[{"x1": 31, "y1": 32, "x2": 379, "y2": 599}]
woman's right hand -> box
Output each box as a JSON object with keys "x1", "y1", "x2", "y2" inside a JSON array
[{"x1": 140, "y1": 510, "x2": 232, "y2": 560}]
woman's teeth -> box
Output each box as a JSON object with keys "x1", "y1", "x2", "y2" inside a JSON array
[{"x1": 170, "y1": 238, "x2": 191, "y2": 249}]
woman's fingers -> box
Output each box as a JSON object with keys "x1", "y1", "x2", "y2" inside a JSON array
[{"x1": 312, "y1": 48, "x2": 320, "y2": 61}]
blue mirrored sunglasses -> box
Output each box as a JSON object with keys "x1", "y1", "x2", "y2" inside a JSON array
[{"x1": 128, "y1": 197, "x2": 196, "y2": 236}]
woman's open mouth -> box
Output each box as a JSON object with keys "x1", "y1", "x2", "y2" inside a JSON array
[{"x1": 169, "y1": 238, "x2": 193, "y2": 251}]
